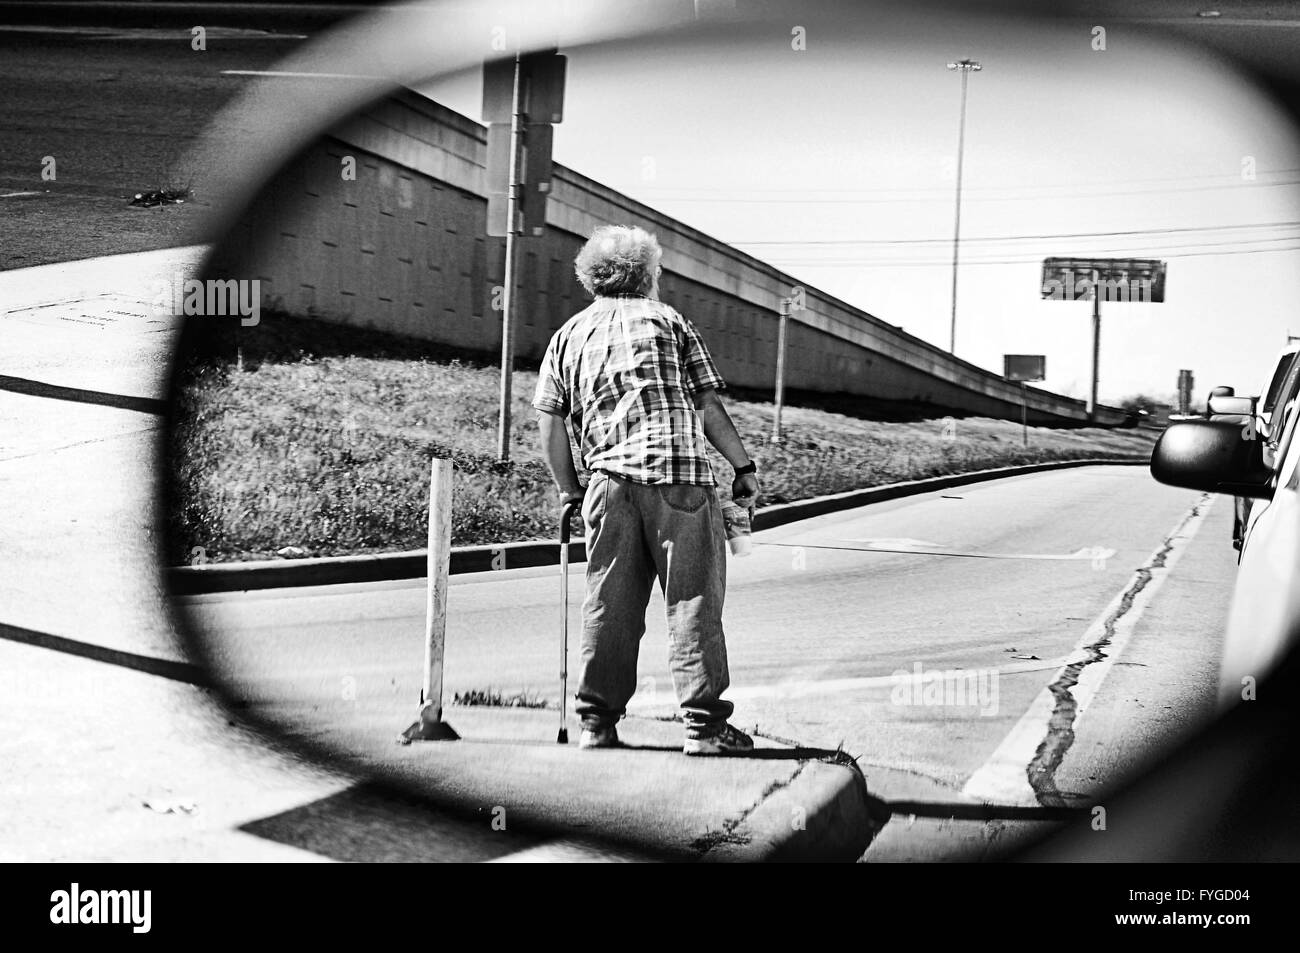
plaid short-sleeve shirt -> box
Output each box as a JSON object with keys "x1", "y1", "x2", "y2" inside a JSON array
[{"x1": 532, "y1": 294, "x2": 725, "y2": 486}]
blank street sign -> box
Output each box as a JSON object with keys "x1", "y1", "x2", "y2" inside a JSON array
[{"x1": 1005, "y1": 354, "x2": 1046, "y2": 382}]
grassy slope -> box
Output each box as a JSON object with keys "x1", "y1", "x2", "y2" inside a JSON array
[{"x1": 170, "y1": 346, "x2": 1156, "y2": 564}]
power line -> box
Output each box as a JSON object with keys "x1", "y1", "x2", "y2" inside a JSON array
[
  {"x1": 635, "y1": 167, "x2": 1300, "y2": 197},
  {"x1": 764, "y1": 238, "x2": 1300, "y2": 268},
  {"x1": 728, "y1": 220, "x2": 1300, "y2": 247},
  {"x1": 640, "y1": 177, "x2": 1300, "y2": 205}
]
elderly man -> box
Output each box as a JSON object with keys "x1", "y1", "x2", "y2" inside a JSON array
[{"x1": 532, "y1": 224, "x2": 759, "y2": 756}]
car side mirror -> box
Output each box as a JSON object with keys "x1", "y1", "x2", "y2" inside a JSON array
[
  {"x1": 1151, "y1": 420, "x2": 1274, "y2": 499},
  {"x1": 1207, "y1": 395, "x2": 1255, "y2": 417}
]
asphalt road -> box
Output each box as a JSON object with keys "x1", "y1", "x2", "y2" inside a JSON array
[
  {"x1": 183, "y1": 465, "x2": 1237, "y2": 860},
  {"x1": 0, "y1": 24, "x2": 305, "y2": 268}
]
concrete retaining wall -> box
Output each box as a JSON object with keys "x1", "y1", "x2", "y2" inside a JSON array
[{"x1": 210, "y1": 89, "x2": 1126, "y2": 426}]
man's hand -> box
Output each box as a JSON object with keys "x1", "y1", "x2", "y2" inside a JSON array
[
  {"x1": 538, "y1": 409, "x2": 584, "y2": 511},
  {"x1": 732, "y1": 472, "x2": 759, "y2": 510},
  {"x1": 694, "y1": 388, "x2": 760, "y2": 510}
]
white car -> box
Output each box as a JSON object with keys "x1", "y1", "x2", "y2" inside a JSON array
[
  {"x1": 1204, "y1": 346, "x2": 1300, "y2": 550},
  {"x1": 1257, "y1": 342, "x2": 1300, "y2": 433},
  {"x1": 1152, "y1": 349, "x2": 1300, "y2": 709}
]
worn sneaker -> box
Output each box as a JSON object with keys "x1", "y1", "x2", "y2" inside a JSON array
[
  {"x1": 578, "y1": 724, "x2": 621, "y2": 749},
  {"x1": 683, "y1": 722, "x2": 754, "y2": 756}
]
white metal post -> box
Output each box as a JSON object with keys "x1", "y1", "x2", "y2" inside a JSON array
[
  {"x1": 400, "y1": 456, "x2": 459, "y2": 742},
  {"x1": 772, "y1": 297, "x2": 789, "y2": 445},
  {"x1": 424, "y1": 457, "x2": 452, "y2": 708}
]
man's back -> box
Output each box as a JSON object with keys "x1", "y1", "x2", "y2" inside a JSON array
[
  {"x1": 534, "y1": 294, "x2": 723, "y2": 486},
  {"x1": 532, "y1": 224, "x2": 758, "y2": 755}
]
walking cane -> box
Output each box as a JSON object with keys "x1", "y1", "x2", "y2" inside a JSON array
[{"x1": 557, "y1": 498, "x2": 580, "y2": 744}]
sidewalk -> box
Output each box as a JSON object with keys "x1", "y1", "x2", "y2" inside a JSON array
[
  {"x1": 1, "y1": 247, "x2": 876, "y2": 861},
  {"x1": 312, "y1": 707, "x2": 872, "y2": 862}
]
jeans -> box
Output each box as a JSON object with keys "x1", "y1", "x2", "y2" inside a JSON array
[{"x1": 575, "y1": 470, "x2": 734, "y2": 736}]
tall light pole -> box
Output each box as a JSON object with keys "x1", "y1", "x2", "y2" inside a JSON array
[{"x1": 946, "y1": 58, "x2": 980, "y2": 355}]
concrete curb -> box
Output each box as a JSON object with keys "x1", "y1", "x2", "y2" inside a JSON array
[
  {"x1": 0, "y1": 2, "x2": 367, "y2": 32},
  {"x1": 169, "y1": 456, "x2": 1149, "y2": 595},
  {"x1": 171, "y1": 538, "x2": 587, "y2": 595},
  {"x1": 702, "y1": 758, "x2": 882, "y2": 863},
  {"x1": 751, "y1": 456, "x2": 1147, "y2": 531}
]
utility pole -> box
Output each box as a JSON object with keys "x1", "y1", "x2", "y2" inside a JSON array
[
  {"x1": 946, "y1": 58, "x2": 981, "y2": 355},
  {"x1": 1021, "y1": 381, "x2": 1028, "y2": 447},
  {"x1": 772, "y1": 296, "x2": 790, "y2": 445},
  {"x1": 1088, "y1": 268, "x2": 1101, "y2": 421}
]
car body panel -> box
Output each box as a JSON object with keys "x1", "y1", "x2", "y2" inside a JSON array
[
  {"x1": 1229, "y1": 345, "x2": 1300, "y2": 551},
  {"x1": 1220, "y1": 348, "x2": 1300, "y2": 707}
]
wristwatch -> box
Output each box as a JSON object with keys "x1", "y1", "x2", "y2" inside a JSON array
[{"x1": 734, "y1": 461, "x2": 757, "y2": 475}]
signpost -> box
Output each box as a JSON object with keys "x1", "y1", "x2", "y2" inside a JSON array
[
  {"x1": 1004, "y1": 354, "x2": 1046, "y2": 446},
  {"x1": 771, "y1": 287, "x2": 810, "y2": 445},
  {"x1": 1178, "y1": 369, "x2": 1195, "y2": 416},
  {"x1": 484, "y1": 49, "x2": 566, "y2": 461},
  {"x1": 771, "y1": 292, "x2": 802, "y2": 445},
  {"x1": 1041, "y1": 257, "x2": 1166, "y2": 422}
]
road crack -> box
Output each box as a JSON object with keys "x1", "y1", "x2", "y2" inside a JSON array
[
  {"x1": 1026, "y1": 496, "x2": 1207, "y2": 809},
  {"x1": 691, "y1": 763, "x2": 808, "y2": 853}
]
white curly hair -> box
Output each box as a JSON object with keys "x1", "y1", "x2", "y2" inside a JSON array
[{"x1": 573, "y1": 225, "x2": 663, "y2": 297}]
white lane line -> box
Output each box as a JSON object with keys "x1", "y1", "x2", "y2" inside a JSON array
[
  {"x1": 627, "y1": 656, "x2": 1072, "y2": 708},
  {"x1": 960, "y1": 495, "x2": 1213, "y2": 806},
  {"x1": 762, "y1": 539, "x2": 1118, "y2": 561},
  {"x1": 0, "y1": 191, "x2": 42, "y2": 199},
  {"x1": 219, "y1": 70, "x2": 386, "y2": 80}
]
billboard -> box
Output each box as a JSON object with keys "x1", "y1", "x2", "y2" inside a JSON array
[
  {"x1": 1041, "y1": 257, "x2": 1166, "y2": 303},
  {"x1": 1004, "y1": 354, "x2": 1046, "y2": 383}
]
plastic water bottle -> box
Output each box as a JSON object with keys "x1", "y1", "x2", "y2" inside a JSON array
[{"x1": 720, "y1": 499, "x2": 753, "y2": 557}]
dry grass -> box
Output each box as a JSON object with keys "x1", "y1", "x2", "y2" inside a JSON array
[{"x1": 167, "y1": 321, "x2": 1156, "y2": 564}]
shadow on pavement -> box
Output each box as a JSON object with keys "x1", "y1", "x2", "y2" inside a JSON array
[
  {"x1": 0, "y1": 373, "x2": 166, "y2": 415},
  {"x1": 0, "y1": 620, "x2": 206, "y2": 685},
  {"x1": 238, "y1": 781, "x2": 660, "y2": 863}
]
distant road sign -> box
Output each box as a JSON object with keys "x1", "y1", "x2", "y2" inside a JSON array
[
  {"x1": 482, "y1": 52, "x2": 566, "y2": 124},
  {"x1": 1041, "y1": 257, "x2": 1166, "y2": 303},
  {"x1": 485, "y1": 121, "x2": 554, "y2": 237},
  {"x1": 1178, "y1": 368, "x2": 1195, "y2": 415},
  {"x1": 1004, "y1": 354, "x2": 1046, "y2": 382},
  {"x1": 483, "y1": 51, "x2": 565, "y2": 239}
]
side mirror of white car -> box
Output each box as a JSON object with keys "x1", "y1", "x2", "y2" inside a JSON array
[{"x1": 1151, "y1": 420, "x2": 1274, "y2": 499}]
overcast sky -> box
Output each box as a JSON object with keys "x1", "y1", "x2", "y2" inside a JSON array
[{"x1": 422, "y1": 5, "x2": 1300, "y2": 404}]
